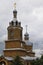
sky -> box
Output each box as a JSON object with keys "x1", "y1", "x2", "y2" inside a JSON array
[{"x1": 0, "y1": 0, "x2": 43, "y2": 57}]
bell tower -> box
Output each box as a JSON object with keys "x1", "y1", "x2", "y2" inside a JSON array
[
  {"x1": 4, "y1": 3, "x2": 24, "y2": 57},
  {"x1": 7, "y1": 3, "x2": 23, "y2": 40}
]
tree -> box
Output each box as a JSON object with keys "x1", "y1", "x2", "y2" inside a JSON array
[
  {"x1": 11, "y1": 56, "x2": 24, "y2": 65},
  {"x1": 31, "y1": 55, "x2": 43, "y2": 65}
]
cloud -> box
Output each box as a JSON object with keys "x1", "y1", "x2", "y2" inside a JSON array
[
  {"x1": 0, "y1": 0, "x2": 43, "y2": 56},
  {"x1": 33, "y1": 49, "x2": 41, "y2": 57},
  {"x1": 0, "y1": 34, "x2": 7, "y2": 42}
]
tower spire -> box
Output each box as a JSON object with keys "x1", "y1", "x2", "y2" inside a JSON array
[
  {"x1": 26, "y1": 25, "x2": 28, "y2": 33},
  {"x1": 13, "y1": 3, "x2": 17, "y2": 22},
  {"x1": 24, "y1": 25, "x2": 29, "y2": 40}
]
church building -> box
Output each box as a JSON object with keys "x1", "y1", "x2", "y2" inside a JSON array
[{"x1": 0, "y1": 3, "x2": 35, "y2": 65}]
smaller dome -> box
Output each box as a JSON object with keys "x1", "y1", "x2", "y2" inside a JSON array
[
  {"x1": 13, "y1": 9, "x2": 17, "y2": 18},
  {"x1": 24, "y1": 32, "x2": 29, "y2": 36},
  {"x1": 13, "y1": 9, "x2": 17, "y2": 13},
  {"x1": 25, "y1": 40, "x2": 33, "y2": 45},
  {"x1": 24, "y1": 32, "x2": 29, "y2": 40}
]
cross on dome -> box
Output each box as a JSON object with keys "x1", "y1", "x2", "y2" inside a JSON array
[{"x1": 14, "y1": 3, "x2": 16, "y2": 9}]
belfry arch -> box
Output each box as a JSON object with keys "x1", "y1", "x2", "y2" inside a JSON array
[
  {"x1": 0, "y1": 61, "x2": 6, "y2": 65},
  {"x1": 0, "y1": 56, "x2": 8, "y2": 65}
]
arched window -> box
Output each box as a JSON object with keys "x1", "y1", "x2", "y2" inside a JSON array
[
  {"x1": 0, "y1": 61, "x2": 6, "y2": 65},
  {"x1": 2, "y1": 63, "x2": 4, "y2": 65}
]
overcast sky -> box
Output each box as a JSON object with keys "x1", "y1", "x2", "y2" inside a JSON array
[{"x1": 0, "y1": 0, "x2": 43, "y2": 57}]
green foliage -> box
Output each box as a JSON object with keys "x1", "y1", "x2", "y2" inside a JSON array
[
  {"x1": 31, "y1": 55, "x2": 43, "y2": 65},
  {"x1": 41, "y1": 55, "x2": 43, "y2": 59},
  {"x1": 11, "y1": 56, "x2": 24, "y2": 65}
]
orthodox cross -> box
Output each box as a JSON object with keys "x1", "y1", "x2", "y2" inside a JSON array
[{"x1": 14, "y1": 3, "x2": 16, "y2": 9}]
